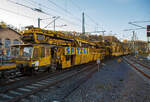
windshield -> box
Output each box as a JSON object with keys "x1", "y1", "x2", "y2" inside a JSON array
[{"x1": 22, "y1": 47, "x2": 33, "y2": 57}]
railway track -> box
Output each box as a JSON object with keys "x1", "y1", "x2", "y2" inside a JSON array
[
  {"x1": 0, "y1": 62, "x2": 96, "y2": 102},
  {"x1": 129, "y1": 57, "x2": 150, "y2": 70},
  {"x1": 0, "y1": 74, "x2": 28, "y2": 86},
  {"x1": 0, "y1": 62, "x2": 94, "y2": 93},
  {"x1": 123, "y1": 56, "x2": 150, "y2": 79},
  {"x1": 60, "y1": 65, "x2": 97, "y2": 101}
]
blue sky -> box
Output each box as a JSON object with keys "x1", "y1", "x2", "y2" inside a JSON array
[{"x1": 0, "y1": 0, "x2": 149, "y2": 41}]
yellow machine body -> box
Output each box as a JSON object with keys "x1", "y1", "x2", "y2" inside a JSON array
[{"x1": 0, "y1": 27, "x2": 131, "y2": 78}]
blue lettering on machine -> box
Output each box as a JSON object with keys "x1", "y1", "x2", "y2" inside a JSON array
[{"x1": 65, "y1": 47, "x2": 89, "y2": 55}]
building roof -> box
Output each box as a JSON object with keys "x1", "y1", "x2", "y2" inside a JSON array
[{"x1": 0, "y1": 27, "x2": 21, "y2": 36}]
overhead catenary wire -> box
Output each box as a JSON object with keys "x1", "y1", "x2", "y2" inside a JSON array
[
  {"x1": 45, "y1": 1, "x2": 94, "y2": 31},
  {"x1": 128, "y1": 22, "x2": 146, "y2": 29},
  {"x1": 20, "y1": 0, "x2": 94, "y2": 31},
  {"x1": 84, "y1": 13, "x2": 98, "y2": 25},
  {"x1": 5, "y1": 0, "x2": 94, "y2": 32},
  {"x1": 24, "y1": 0, "x2": 62, "y2": 16},
  {"x1": 69, "y1": 0, "x2": 98, "y2": 25},
  {"x1": 69, "y1": 0, "x2": 95, "y2": 28},
  {"x1": 47, "y1": 0, "x2": 71, "y2": 15},
  {"x1": 70, "y1": 0, "x2": 83, "y2": 12},
  {"x1": 131, "y1": 21, "x2": 150, "y2": 23},
  {"x1": 27, "y1": 0, "x2": 82, "y2": 26},
  {"x1": 124, "y1": 28, "x2": 145, "y2": 31},
  {"x1": 7, "y1": 0, "x2": 54, "y2": 16},
  {"x1": 46, "y1": 0, "x2": 82, "y2": 22},
  {"x1": 10, "y1": 0, "x2": 82, "y2": 29},
  {"x1": 0, "y1": 7, "x2": 34, "y2": 19},
  {"x1": 0, "y1": 7, "x2": 53, "y2": 29},
  {"x1": 69, "y1": 0, "x2": 100, "y2": 31}
]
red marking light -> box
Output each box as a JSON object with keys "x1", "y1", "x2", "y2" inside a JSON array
[
  {"x1": 147, "y1": 25, "x2": 150, "y2": 31},
  {"x1": 147, "y1": 25, "x2": 150, "y2": 29}
]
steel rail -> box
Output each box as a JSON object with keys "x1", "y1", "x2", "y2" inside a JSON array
[{"x1": 123, "y1": 57, "x2": 150, "y2": 79}]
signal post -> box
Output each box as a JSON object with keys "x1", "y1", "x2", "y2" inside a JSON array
[{"x1": 147, "y1": 25, "x2": 150, "y2": 54}]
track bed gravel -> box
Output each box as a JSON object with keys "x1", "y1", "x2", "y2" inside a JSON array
[
  {"x1": 132, "y1": 55, "x2": 150, "y2": 66},
  {"x1": 64, "y1": 58, "x2": 150, "y2": 102}
]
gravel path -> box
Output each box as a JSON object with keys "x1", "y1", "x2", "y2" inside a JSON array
[{"x1": 65, "y1": 58, "x2": 150, "y2": 102}]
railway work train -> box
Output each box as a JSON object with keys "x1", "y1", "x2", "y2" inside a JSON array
[{"x1": 0, "y1": 26, "x2": 130, "y2": 79}]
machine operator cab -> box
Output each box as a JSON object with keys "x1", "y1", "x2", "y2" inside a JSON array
[{"x1": 11, "y1": 44, "x2": 52, "y2": 74}]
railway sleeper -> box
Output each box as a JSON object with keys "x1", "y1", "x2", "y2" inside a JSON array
[{"x1": 0, "y1": 68, "x2": 21, "y2": 81}]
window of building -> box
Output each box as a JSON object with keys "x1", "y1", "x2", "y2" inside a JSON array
[
  {"x1": 13, "y1": 39, "x2": 20, "y2": 45},
  {"x1": 5, "y1": 39, "x2": 11, "y2": 48},
  {"x1": 6, "y1": 49, "x2": 10, "y2": 56}
]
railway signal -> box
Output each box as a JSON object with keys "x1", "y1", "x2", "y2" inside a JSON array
[
  {"x1": 147, "y1": 25, "x2": 150, "y2": 52},
  {"x1": 147, "y1": 25, "x2": 150, "y2": 37}
]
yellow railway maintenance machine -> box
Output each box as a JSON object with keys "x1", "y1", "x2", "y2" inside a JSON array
[
  {"x1": 10, "y1": 27, "x2": 105, "y2": 74},
  {"x1": 111, "y1": 41, "x2": 130, "y2": 57}
]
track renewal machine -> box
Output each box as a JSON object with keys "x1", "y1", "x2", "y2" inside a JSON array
[{"x1": 10, "y1": 27, "x2": 106, "y2": 75}]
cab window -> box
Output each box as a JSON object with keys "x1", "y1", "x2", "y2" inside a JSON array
[
  {"x1": 33, "y1": 48, "x2": 39, "y2": 59},
  {"x1": 41, "y1": 47, "x2": 45, "y2": 58},
  {"x1": 46, "y1": 48, "x2": 50, "y2": 56}
]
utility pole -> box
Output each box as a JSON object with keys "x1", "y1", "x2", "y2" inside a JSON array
[
  {"x1": 132, "y1": 31, "x2": 135, "y2": 55},
  {"x1": 37, "y1": 16, "x2": 60, "y2": 29},
  {"x1": 38, "y1": 18, "x2": 41, "y2": 28},
  {"x1": 38, "y1": 17, "x2": 51, "y2": 28},
  {"x1": 54, "y1": 19, "x2": 56, "y2": 31},
  {"x1": 82, "y1": 12, "x2": 85, "y2": 34},
  {"x1": 101, "y1": 31, "x2": 106, "y2": 42},
  {"x1": 53, "y1": 16, "x2": 56, "y2": 31},
  {"x1": 52, "y1": 16, "x2": 60, "y2": 31}
]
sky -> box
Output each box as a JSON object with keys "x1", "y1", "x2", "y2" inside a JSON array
[{"x1": 0, "y1": 0, "x2": 149, "y2": 41}]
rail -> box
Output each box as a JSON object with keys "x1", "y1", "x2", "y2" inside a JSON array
[{"x1": 123, "y1": 56, "x2": 150, "y2": 79}]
